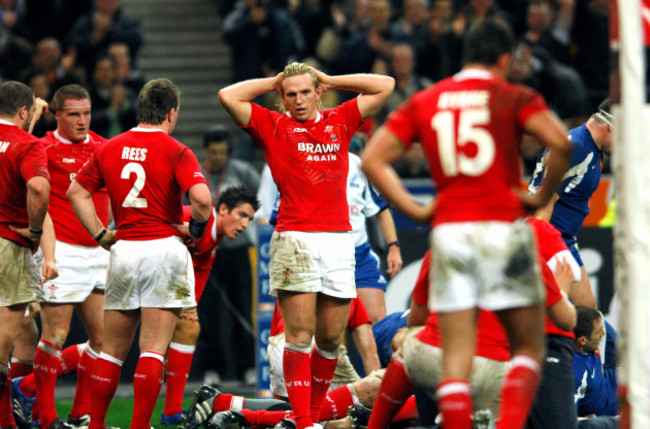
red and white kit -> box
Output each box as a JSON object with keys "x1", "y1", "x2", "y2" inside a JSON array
[
  {"x1": 0, "y1": 119, "x2": 49, "y2": 306},
  {"x1": 39, "y1": 130, "x2": 110, "y2": 303},
  {"x1": 385, "y1": 69, "x2": 550, "y2": 312},
  {"x1": 74, "y1": 128, "x2": 207, "y2": 310},
  {"x1": 243, "y1": 99, "x2": 363, "y2": 297}
]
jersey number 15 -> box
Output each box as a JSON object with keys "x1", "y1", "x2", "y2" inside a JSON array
[{"x1": 432, "y1": 108, "x2": 495, "y2": 177}]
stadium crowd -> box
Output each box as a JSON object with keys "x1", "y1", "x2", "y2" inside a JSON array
[{"x1": 0, "y1": 0, "x2": 620, "y2": 429}]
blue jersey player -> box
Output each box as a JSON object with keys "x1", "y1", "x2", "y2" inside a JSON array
[{"x1": 528, "y1": 98, "x2": 613, "y2": 308}]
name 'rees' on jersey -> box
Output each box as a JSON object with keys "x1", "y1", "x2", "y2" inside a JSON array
[
  {"x1": 243, "y1": 99, "x2": 363, "y2": 232},
  {"x1": 384, "y1": 69, "x2": 549, "y2": 226},
  {"x1": 42, "y1": 130, "x2": 109, "y2": 247},
  {"x1": 74, "y1": 128, "x2": 207, "y2": 241},
  {"x1": 0, "y1": 121, "x2": 49, "y2": 247}
]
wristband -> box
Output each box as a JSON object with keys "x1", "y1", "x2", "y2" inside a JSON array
[
  {"x1": 189, "y1": 216, "x2": 209, "y2": 239},
  {"x1": 387, "y1": 240, "x2": 400, "y2": 248},
  {"x1": 29, "y1": 227, "x2": 43, "y2": 238},
  {"x1": 93, "y1": 228, "x2": 108, "y2": 243}
]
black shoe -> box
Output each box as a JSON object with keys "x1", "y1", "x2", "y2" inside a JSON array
[
  {"x1": 347, "y1": 403, "x2": 372, "y2": 429},
  {"x1": 46, "y1": 418, "x2": 73, "y2": 429},
  {"x1": 273, "y1": 419, "x2": 296, "y2": 429},
  {"x1": 181, "y1": 385, "x2": 221, "y2": 429},
  {"x1": 66, "y1": 414, "x2": 90, "y2": 428},
  {"x1": 206, "y1": 411, "x2": 249, "y2": 429}
]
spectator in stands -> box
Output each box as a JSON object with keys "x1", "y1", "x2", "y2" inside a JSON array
[
  {"x1": 573, "y1": 305, "x2": 618, "y2": 417},
  {"x1": 521, "y1": 0, "x2": 572, "y2": 65},
  {"x1": 508, "y1": 43, "x2": 587, "y2": 123},
  {"x1": 437, "y1": 0, "x2": 506, "y2": 77},
  {"x1": 222, "y1": 0, "x2": 305, "y2": 81},
  {"x1": 376, "y1": 43, "x2": 432, "y2": 125},
  {"x1": 14, "y1": 0, "x2": 92, "y2": 45},
  {"x1": 21, "y1": 37, "x2": 80, "y2": 96},
  {"x1": 108, "y1": 42, "x2": 145, "y2": 94},
  {"x1": 23, "y1": 70, "x2": 56, "y2": 137},
  {"x1": 67, "y1": 0, "x2": 143, "y2": 77},
  {"x1": 390, "y1": 0, "x2": 430, "y2": 49},
  {"x1": 287, "y1": 0, "x2": 333, "y2": 59},
  {"x1": 314, "y1": 0, "x2": 369, "y2": 71},
  {"x1": 196, "y1": 125, "x2": 261, "y2": 385},
  {"x1": 412, "y1": 0, "x2": 452, "y2": 82},
  {"x1": 571, "y1": 0, "x2": 609, "y2": 109},
  {"x1": 338, "y1": 0, "x2": 409, "y2": 74},
  {"x1": 87, "y1": 55, "x2": 137, "y2": 138}
]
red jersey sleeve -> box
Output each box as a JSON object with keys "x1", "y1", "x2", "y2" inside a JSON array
[
  {"x1": 74, "y1": 152, "x2": 105, "y2": 194},
  {"x1": 347, "y1": 298, "x2": 372, "y2": 332},
  {"x1": 514, "y1": 85, "x2": 549, "y2": 125},
  {"x1": 384, "y1": 98, "x2": 418, "y2": 149},
  {"x1": 174, "y1": 147, "x2": 207, "y2": 193},
  {"x1": 411, "y1": 250, "x2": 431, "y2": 306},
  {"x1": 333, "y1": 98, "x2": 363, "y2": 142},
  {"x1": 243, "y1": 103, "x2": 277, "y2": 151},
  {"x1": 20, "y1": 141, "x2": 49, "y2": 182}
]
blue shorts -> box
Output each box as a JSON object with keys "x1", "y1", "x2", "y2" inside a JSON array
[
  {"x1": 355, "y1": 242, "x2": 387, "y2": 290},
  {"x1": 562, "y1": 235, "x2": 584, "y2": 267}
]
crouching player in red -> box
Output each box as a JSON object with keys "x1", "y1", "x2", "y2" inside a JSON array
[{"x1": 161, "y1": 185, "x2": 259, "y2": 424}]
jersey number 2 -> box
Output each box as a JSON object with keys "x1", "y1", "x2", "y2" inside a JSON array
[
  {"x1": 121, "y1": 162, "x2": 148, "y2": 208},
  {"x1": 432, "y1": 109, "x2": 495, "y2": 176}
]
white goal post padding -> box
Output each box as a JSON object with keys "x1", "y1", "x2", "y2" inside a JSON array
[{"x1": 614, "y1": 0, "x2": 650, "y2": 427}]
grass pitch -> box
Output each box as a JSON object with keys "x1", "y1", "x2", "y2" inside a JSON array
[{"x1": 55, "y1": 397, "x2": 196, "y2": 429}]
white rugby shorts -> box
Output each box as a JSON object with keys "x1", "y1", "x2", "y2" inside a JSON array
[
  {"x1": 402, "y1": 327, "x2": 508, "y2": 415},
  {"x1": 104, "y1": 236, "x2": 195, "y2": 310},
  {"x1": 429, "y1": 220, "x2": 545, "y2": 312},
  {"x1": 267, "y1": 332, "x2": 360, "y2": 398},
  {"x1": 39, "y1": 240, "x2": 109, "y2": 303},
  {"x1": 0, "y1": 237, "x2": 39, "y2": 306},
  {"x1": 269, "y1": 231, "x2": 355, "y2": 299}
]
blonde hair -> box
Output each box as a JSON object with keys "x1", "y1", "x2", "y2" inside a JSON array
[{"x1": 277, "y1": 62, "x2": 322, "y2": 113}]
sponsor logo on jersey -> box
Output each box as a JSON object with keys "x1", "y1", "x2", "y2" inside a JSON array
[
  {"x1": 0, "y1": 141, "x2": 10, "y2": 152},
  {"x1": 297, "y1": 142, "x2": 340, "y2": 153},
  {"x1": 62, "y1": 158, "x2": 76, "y2": 163},
  {"x1": 293, "y1": 128, "x2": 308, "y2": 133}
]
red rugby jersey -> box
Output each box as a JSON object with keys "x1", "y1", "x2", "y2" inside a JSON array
[
  {"x1": 74, "y1": 128, "x2": 207, "y2": 241},
  {"x1": 243, "y1": 99, "x2": 363, "y2": 232},
  {"x1": 0, "y1": 121, "x2": 50, "y2": 247},
  {"x1": 384, "y1": 69, "x2": 548, "y2": 226},
  {"x1": 42, "y1": 130, "x2": 109, "y2": 247}
]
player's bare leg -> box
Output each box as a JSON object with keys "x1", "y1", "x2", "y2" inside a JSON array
[
  {"x1": 495, "y1": 305, "x2": 545, "y2": 429},
  {"x1": 12, "y1": 306, "x2": 40, "y2": 377},
  {"x1": 355, "y1": 289, "x2": 386, "y2": 323},
  {"x1": 437, "y1": 308, "x2": 478, "y2": 429},
  {"x1": 570, "y1": 266, "x2": 597, "y2": 308}
]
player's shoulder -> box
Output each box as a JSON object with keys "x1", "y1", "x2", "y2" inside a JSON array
[
  {"x1": 39, "y1": 130, "x2": 58, "y2": 147},
  {"x1": 1, "y1": 123, "x2": 40, "y2": 146},
  {"x1": 87, "y1": 130, "x2": 108, "y2": 145}
]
